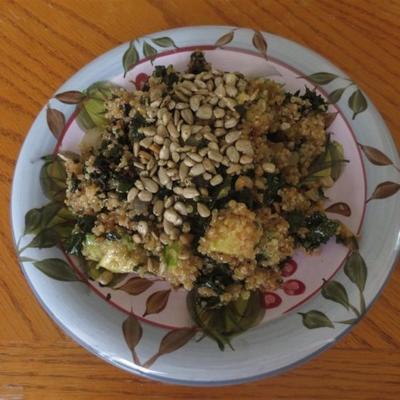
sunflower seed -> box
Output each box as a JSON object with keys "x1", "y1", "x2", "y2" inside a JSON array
[
  {"x1": 181, "y1": 108, "x2": 194, "y2": 125},
  {"x1": 181, "y1": 124, "x2": 192, "y2": 142},
  {"x1": 164, "y1": 208, "x2": 182, "y2": 226},
  {"x1": 181, "y1": 80, "x2": 197, "y2": 91},
  {"x1": 208, "y1": 142, "x2": 219, "y2": 151},
  {"x1": 203, "y1": 158, "x2": 216, "y2": 173},
  {"x1": 135, "y1": 180, "x2": 144, "y2": 190},
  {"x1": 158, "y1": 167, "x2": 170, "y2": 186},
  {"x1": 179, "y1": 163, "x2": 189, "y2": 181},
  {"x1": 127, "y1": 187, "x2": 139, "y2": 202},
  {"x1": 182, "y1": 187, "x2": 200, "y2": 199},
  {"x1": 196, "y1": 104, "x2": 213, "y2": 120},
  {"x1": 208, "y1": 150, "x2": 223, "y2": 162},
  {"x1": 141, "y1": 178, "x2": 159, "y2": 193},
  {"x1": 153, "y1": 200, "x2": 164, "y2": 216},
  {"x1": 262, "y1": 162, "x2": 276, "y2": 173},
  {"x1": 225, "y1": 73, "x2": 238, "y2": 85},
  {"x1": 141, "y1": 126, "x2": 156, "y2": 136},
  {"x1": 226, "y1": 146, "x2": 240, "y2": 163},
  {"x1": 137, "y1": 221, "x2": 148, "y2": 236},
  {"x1": 225, "y1": 130, "x2": 242, "y2": 144},
  {"x1": 225, "y1": 85, "x2": 238, "y2": 98},
  {"x1": 197, "y1": 203, "x2": 211, "y2": 218},
  {"x1": 174, "y1": 201, "x2": 188, "y2": 216},
  {"x1": 138, "y1": 190, "x2": 152, "y2": 202},
  {"x1": 226, "y1": 164, "x2": 241, "y2": 174},
  {"x1": 240, "y1": 155, "x2": 253, "y2": 164},
  {"x1": 235, "y1": 139, "x2": 253, "y2": 155},
  {"x1": 210, "y1": 174, "x2": 223, "y2": 186},
  {"x1": 184, "y1": 157, "x2": 195, "y2": 167},
  {"x1": 140, "y1": 137, "x2": 153, "y2": 148},
  {"x1": 188, "y1": 152, "x2": 203, "y2": 163},
  {"x1": 190, "y1": 163, "x2": 205, "y2": 176},
  {"x1": 213, "y1": 107, "x2": 225, "y2": 119},
  {"x1": 160, "y1": 144, "x2": 170, "y2": 160},
  {"x1": 162, "y1": 110, "x2": 172, "y2": 126},
  {"x1": 175, "y1": 102, "x2": 189, "y2": 110},
  {"x1": 189, "y1": 95, "x2": 202, "y2": 112},
  {"x1": 215, "y1": 84, "x2": 226, "y2": 98},
  {"x1": 194, "y1": 79, "x2": 207, "y2": 89},
  {"x1": 203, "y1": 172, "x2": 212, "y2": 180},
  {"x1": 224, "y1": 118, "x2": 238, "y2": 129},
  {"x1": 172, "y1": 151, "x2": 180, "y2": 163},
  {"x1": 153, "y1": 134, "x2": 164, "y2": 145}
]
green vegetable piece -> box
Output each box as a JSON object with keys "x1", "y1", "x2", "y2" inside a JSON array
[
  {"x1": 81, "y1": 234, "x2": 146, "y2": 273},
  {"x1": 162, "y1": 242, "x2": 181, "y2": 269}
]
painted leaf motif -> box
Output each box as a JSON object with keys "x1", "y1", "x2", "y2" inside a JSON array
[
  {"x1": 122, "y1": 313, "x2": 143, "y2": 365},
  {"x1": 344, "y1": 252, "x2": 367, "y2": 292},
  {"x1": 40, "y1": 157, "x2": 67, "y2": 201},
  {"x1": 39, "y1": 202, "x2": 64, "y2": 229},
  {"x1": 367, "y1": 181, "x2": 400, "y2": 202},
  {"x1": 46, "y1": 106, "x2": 65, "y2": 139},
  {"x1": 324, "y1": 112, "x2": 338, "y2": 128},
  {"x1": 348, "y1": 89, "x2": 368, "y2": 119},
  {"x1": 336, "y1": 318, "x2": 358, "y2": 325},
  {"x1": 143, "y1": 289, "x2": 171, "y2": 316},
  {"x1": 116, "y1": 276, "x2": 154, "y2": 295},
  {"x1": 55, "y1": 91, "x2": 85, "y2": 104},
  {"x1": 24, "y1": 228, "x2": 59, "y2": 249},
  {"x1": 359, "y1": 144, "x2": 394, "y2": 166},
  {"x1": 151, "y1": 36, "x2": 177, "y2": 48},
  {"x1": 122, "y1": 41, "x2": 139, "y2": 77},
  {"x1": 328, "y1": 87, "x2": 346, "y2": 104},
  {"x1": 299, "y1": 310, "x2": 334, "y2": 329},
  {"x1": 252, "y1": 31, "x2": 267, "y2": 58},
  {"x1": 143, "y1": 328, "x2": 196, "y2": 368},
  {"x1": 143, "y1": 41, "x2": 157, "y2": 59},
  {"x1": 321, "y1": 280, "x2": 350, "y2": 310},
  {"x1": 24, "y1": 208, "x2": 42, "y2": 235},
  {"x1": 305, "y1": 72, "x2": 338, "y2": 85},
  {"x1": 33, "y1": 258, "x2": 78, "y2": 281},
  {"x1": 325, "y1": 202, "x2": 351, "y2": 216},
  {"x1": 214, "y1": 31, "x2": 235, "y2": 47}
]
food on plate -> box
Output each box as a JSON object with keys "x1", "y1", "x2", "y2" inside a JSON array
[{"x1": 60, "y1": 51, "x2": 354, "y2": 347}]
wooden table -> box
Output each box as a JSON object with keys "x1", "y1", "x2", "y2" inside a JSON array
[{"x1": 1, "y1": 1, "x2": 399, "y2": 398}]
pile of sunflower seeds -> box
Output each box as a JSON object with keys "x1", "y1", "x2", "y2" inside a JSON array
[{"x1": 116, "y1": 67, "x2": 256, "y2": 241}]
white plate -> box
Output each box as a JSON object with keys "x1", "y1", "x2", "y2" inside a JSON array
[{"x1": 11, "y1": 26, "x2": 400, "y2": 386}]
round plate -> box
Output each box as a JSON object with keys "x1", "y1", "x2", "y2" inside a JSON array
[{"x1": 11, "y1": 26, "x2": 400, "y2": 386}]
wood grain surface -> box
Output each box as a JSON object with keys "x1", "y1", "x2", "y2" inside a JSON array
[{"x1": 1, "y1": 0, "x2": 399, "y2": 399}]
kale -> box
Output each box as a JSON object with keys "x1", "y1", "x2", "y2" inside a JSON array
[
  {"x1": 234, "y1": 104, "x2": 247, "y2": 119},
  {"x1": 284, "y1": 87, "x2": 328, "y2": 113},
  {"x1": 164, "y1": 72, "x2": 179, "y2": 88},
  {"x1": 300, "y1": 87, "x2": 328, "y2": 112},
  {"x1": 152, "y1": 65, "x2": 178, "y2": 88},
  {"x1": 266, "y1": 130, "x2": 286, "y2": 143},
  {"x1": 122, "y1": 103, "x2": 132, "y2": 117},
  {"x1": 70, "y1": 174, "x2": 79, "y2": 192},
  {"x1": 65, "y1": 215, "x2": 96, "y2": 256},
  {"x1": 263, "y1": 173, "x2": 285, "y2": 205},
  {"x1": 105, "y1": 231, "x2": 121, "y2": 241},
  {"x1": 286, "y1": 210, "x2": 305, "y2": 233},
  {"x1": 128, "y1": 114, "x2": 146, "y2": 141},
  {"x1": 153, "y1": 65, "x2": 167, "y2": 78},
  {"x1": 195, "y1": 258, "x2": 235, "y2": 302},
  {"x1": 188, "y1": 51, "x2": 210, "y2": 74},
  {"x1": 286, "y1": 211, "x2": 339, "y2": 251}
]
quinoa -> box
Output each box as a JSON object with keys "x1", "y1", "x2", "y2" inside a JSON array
[{"x1": 62, "y1": 52, "x2": 353, "y2": 306}]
